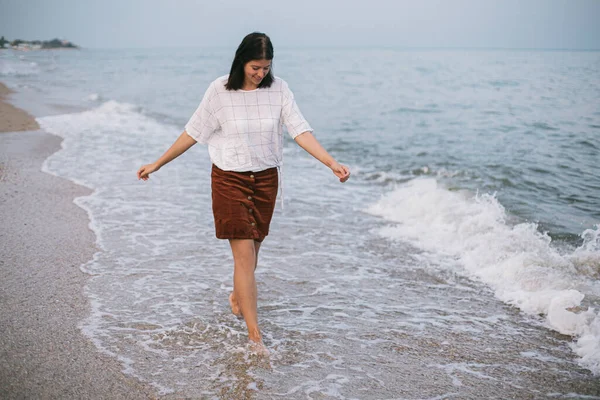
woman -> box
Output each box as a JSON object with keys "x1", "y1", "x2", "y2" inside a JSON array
[{"x1": 137, "y1": 32, "x2": 350, "y2": 352}]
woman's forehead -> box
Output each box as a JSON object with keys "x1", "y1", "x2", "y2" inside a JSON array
[{"x1": 247, "y1": 59, "x2": 271, "y2": 67}]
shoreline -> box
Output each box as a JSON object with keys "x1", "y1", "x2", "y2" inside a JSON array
[
  {"x1": 0, "y1": 82, "x2": 158, "y2": 399},
  {"x1": 0, "y1": 83, "x2": 40, "y2": 133}
]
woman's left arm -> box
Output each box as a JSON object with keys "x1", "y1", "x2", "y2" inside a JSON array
[{"x1": 294, "y1": 132, "x2": 350, "y2": 183}]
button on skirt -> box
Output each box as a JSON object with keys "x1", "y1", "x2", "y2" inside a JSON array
[{"x1": 211, "y1": 164, "x2": 278, "y2": 242}]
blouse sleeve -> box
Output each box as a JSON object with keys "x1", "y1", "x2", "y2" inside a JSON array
[
  {"x1": 281, "y1": 80, "x2": 314, "y2": 139},
  {"x1": 184, "y1": 83, "x2": 220, "y2": 144}
]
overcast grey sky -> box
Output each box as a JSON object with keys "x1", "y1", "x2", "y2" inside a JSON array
[{"x1": 1, "y1": 0, "x2": 599, "y2": 50}]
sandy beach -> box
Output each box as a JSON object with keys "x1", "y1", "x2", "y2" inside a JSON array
[
  {"x1": 0, "y1": 82, "x2": 157, "y2": 399},
  {"x1": 0, "y1": 84, "x2": 40, "y2": 133}
]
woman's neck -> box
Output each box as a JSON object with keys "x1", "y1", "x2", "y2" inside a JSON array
[{"x1": 241, "y1": 81, "x2": 258, "y2": 91}]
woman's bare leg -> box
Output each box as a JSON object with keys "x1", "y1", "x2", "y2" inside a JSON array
[
  {"x1": 229, "y1": 240, "x2": 262, "y2": 317},
  {"x1": 253, "y1": 240, "x2": 262, "y2": 271},
  {"x1": 228, "y1": 239, "x2": 263, "y2": 343}
]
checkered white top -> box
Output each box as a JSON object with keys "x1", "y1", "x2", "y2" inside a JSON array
[{"x1": 185, "y1": 75, "x2": 313, "y2": 172}]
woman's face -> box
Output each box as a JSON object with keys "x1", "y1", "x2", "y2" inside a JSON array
[{"x1": 243, "y1": 59, "x2": 271, "y2": 89}]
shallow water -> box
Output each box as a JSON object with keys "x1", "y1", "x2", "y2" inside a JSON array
[{"x1": 2, "y1": 47, "x2": 599, "y2": 398}]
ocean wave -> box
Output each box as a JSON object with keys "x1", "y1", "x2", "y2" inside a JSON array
[
  {"x1": 353, "y1": 166, "x2": 469, "y2": 186},
  {"x1": 0, "y1": 58, "x2": 40, "y2": 76},
  {"x1": 383, "y1": 106, "x2": 442, "y2": 115},
  {"x1": 37, "y1": 99, "x2": 178, "y2": 190},
  {"x1": 366, "y1": 177, "x2": 600, "y2": 375},
  {"x1": 86, "y1": 93, "x2": 104, "y2": 102},
  {"x1": 38, "y1": 99, "x2": 153, "y2": 134}
]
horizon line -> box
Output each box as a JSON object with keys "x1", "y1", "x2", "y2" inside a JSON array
[{"x1": 74, "y1": 45, "x2": 600, "y2": 52}]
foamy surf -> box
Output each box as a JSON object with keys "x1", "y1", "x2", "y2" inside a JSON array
[{"x1": 366, "y1": 177, "x2": 600, "y2": 375}]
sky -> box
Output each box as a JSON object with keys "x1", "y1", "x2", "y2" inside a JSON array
[{"x1": 1, "y1": 0, "x2": 599, "y2": 50}]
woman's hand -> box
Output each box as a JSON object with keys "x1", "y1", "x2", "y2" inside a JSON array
[
  {"x1": 331, "y1": 162, "x2": 350, "y2": 183},
  {"x1": 136, "y1": 131, "x2": 197, "y2": 181},
  {"x1": 137, "y1": 163, "x2": 160, "y2": 181}
]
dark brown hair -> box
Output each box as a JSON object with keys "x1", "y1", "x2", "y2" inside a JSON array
[{"x1": 225, "y1": 32, "x2": 274, "y2": 91}]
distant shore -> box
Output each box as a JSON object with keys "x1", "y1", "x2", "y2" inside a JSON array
[
  {"x1": 0, "y1": 37, "x2": 78, "y2": 50},
  {"x1": 0, "y1": 81, "x2": 158, "y2": 399}
]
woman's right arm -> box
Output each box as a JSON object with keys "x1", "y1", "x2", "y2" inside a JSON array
[{"x1": 137, "y1": 130, "x2": 197, "y2": 181}]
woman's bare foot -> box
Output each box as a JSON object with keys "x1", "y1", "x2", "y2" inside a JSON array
[
  {"x1": 248, "y1": 339, "x2": 270, "y2": 357},
  {"x1": 229, "y1": 292, "x2": 242, "y2": 318}
]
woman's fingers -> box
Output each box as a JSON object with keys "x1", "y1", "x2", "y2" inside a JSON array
[
  {"x1": 341, "y1": 166, "x2": 350, "y2": 182},
  {"x1": 137, "y1": 165, "x2": 152, "y2": 180},
  {"x1": 333, "y1": 164, "x2": 350, "y2": 182}
]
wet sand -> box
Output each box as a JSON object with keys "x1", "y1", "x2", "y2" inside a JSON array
[
  {"x1": 0, "y1": 83, "x2": 40, "y2": 132},
  {"x1": 0, "y1": 82, "x2": 158, "y2": 399}
]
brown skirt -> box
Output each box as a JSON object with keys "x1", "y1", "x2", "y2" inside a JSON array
[{"x1": 211, "y1": 164, "x2": 278, "y2": 242}]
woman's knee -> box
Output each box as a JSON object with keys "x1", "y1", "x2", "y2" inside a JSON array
[{"x1": 229, "y1": 239, "x2": 256, "y2": 269}]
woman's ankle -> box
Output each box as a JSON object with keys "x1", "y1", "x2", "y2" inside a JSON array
[{"x1": 248, "y1": 328, "x2": 262, "y2": 343}]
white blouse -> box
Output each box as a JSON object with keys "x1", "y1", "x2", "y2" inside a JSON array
[{"x1": 185, "y1": 75, "x2": 313, "y2": 172}]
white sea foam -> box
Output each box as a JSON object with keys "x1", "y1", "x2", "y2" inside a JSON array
[
  {"x1": 366, "y1": 178, "x2": 600, "y2": 375},
  {"x1": 37, "y1": 100, "x2": 204, "y2": 395},
  {"x1": 39, "y1": 99, "x2": 175, "y2": 187},
  {"x1": 87, "y1": 93, "x2": 102, "y2": 102}
]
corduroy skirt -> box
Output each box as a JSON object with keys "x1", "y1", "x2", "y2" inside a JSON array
[{"x1": 211, "y1": 164, "x2": 278, "y2": 242}]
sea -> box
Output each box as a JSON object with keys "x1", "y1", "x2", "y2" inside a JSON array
[{"x1": 1, "y1": 47, "x2": 599, "y2": 399}]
